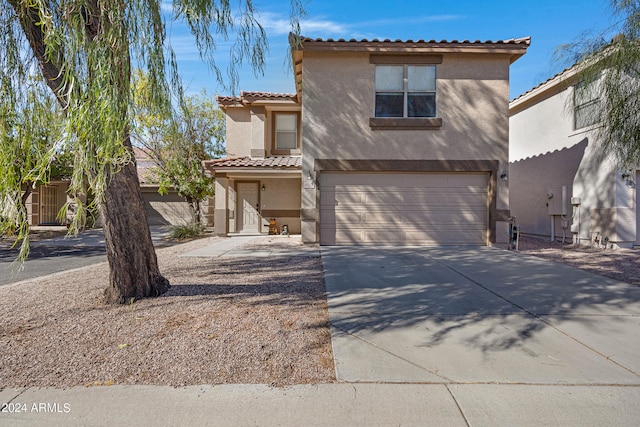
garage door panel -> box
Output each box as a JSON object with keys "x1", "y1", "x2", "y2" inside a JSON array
[
  {"x1": 360, "y1": 210, "x2": 485, "y2": 225},
  {"x1": 320, "y1": 173, "x2": 489, "y2": 245}
]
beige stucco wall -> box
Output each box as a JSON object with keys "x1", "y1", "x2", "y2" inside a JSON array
[
  {"x1": 301, "y1": 51, "x2": 513, "y2": 243},
  {"x1": 259, "y1": 177, "x2": 301, "y2": 234},
  {"x1": 510, "y1": 83, "x2": 638, "y2": 246},
  {"x1": 140, "y1": 187, "x2": 210, "y2": 227},
  {"x1": 224, "y1": 105, "x2": 302, "y2": 158},
  {"x1": 224, "y1": 108, "x2": 252, "y2": 158},
  {"x1": 214, "y1": 175, "x2": 301, "y2": 235}
]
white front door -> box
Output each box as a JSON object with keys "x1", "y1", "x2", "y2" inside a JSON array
[{"x1": 237, "y1": 183, "x2": 259, "y2": 233}]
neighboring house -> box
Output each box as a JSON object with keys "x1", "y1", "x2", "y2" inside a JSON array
[
  {"x1": 135, "y1": 147, "x2": 213, "y2": 227},
  {"x1": 509, "y1": 65, "x2": 639, "y2": 247},
  {"x1": 206, "y1": 34, "x2": 530, "y2": 245},
  {"x1": 23, "y1": 181, "x2": 73, "y2": 226},
  {"x1": 20, "y1": 148, "x2": 209, "y2": 228}
]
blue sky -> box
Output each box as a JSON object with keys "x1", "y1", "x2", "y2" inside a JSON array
[{"x1": 167, "y1": 0, "x2": 616, "y2": 100}]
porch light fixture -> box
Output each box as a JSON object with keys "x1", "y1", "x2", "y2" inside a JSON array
[
  {"x1": 500, "y1": 171, "x2": 508, "y2": 181},
  {"x1": 262, "y1": 184, "x2": 266, "y2": 191},
  {"x1": 621, "y1": 172, "x2": 635, "y2": 188}
]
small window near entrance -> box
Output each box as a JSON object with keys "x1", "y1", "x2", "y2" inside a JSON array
[{"x1": 275, "y1": 113, "x2": 299, "y2": 150}]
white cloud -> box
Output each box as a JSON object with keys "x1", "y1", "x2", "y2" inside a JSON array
[{"x1": 257, "y1": 12, "x2": 348, "y2": 35}]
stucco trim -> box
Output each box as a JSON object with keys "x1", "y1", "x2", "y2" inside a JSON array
[
  {"x1": 369, "y1": 117, "x2": 442, "y2": 130},
  {"x1": 370, "y1": 54, "x2": 443, "y2": 64},
  {"x1": 262, "y1": 209, "x2": 301, "y2": 218},
  {"x1": 311, "y1": 159, "x2": 505, "y2": 244}
]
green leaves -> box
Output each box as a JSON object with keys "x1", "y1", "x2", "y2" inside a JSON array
[
  {"x1": 1, "y1": 0, "x2": 304, "y2": 263},
  {"x1": 133, "y1": 72, "x2": 223, "y2": 225},
  {"x1": 558, "y1": 0, "x2": 640, "y2": 170}
]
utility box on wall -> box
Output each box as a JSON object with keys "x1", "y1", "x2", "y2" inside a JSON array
[{"x1": 547, "y1": 185, "x2": 569, "y2": 216}]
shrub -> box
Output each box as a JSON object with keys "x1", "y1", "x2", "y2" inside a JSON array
[{"x1": 169, "y1": 223, "x2": 204, "y2": 239}]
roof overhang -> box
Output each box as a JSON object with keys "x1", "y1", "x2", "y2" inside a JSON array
[
  {"x1": 290, "y1": 33, "x2": 531, "y2": 100},
  {"x1": 216, "y1": 92, "x2": 299, "y2": 109},
  {"x1": 203, "y1": 156, "x2": 302, "y2": 177}
]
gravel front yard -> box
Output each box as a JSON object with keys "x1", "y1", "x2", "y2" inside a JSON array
[
  {"x1": 0, "y1": 236, "x2": 335, "y2": 388},
  {"x1": 518, "y1": 235, "x2": 640, "y2": 287}
]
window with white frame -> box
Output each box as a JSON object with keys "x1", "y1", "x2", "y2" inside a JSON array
[
  {"x1": 375, "y1": 65, "x2": 436, "y2": 118},
  {"x1": 574, "y1": 79, "x2": 599, "y2": 129},
  {"x1": 275, "y1": 113, "x2": 298, "y2": 150}
]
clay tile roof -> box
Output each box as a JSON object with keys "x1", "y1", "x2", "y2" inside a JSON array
[
  {"x1": 204, "y1": 156, "x2": 302, "y2": 170},
  {"x1": 295, "y1": 35, "x2": 531, "y2": 46},
  {"x1": 216, "y1": 91, "x2": 298, "y2": 106}
]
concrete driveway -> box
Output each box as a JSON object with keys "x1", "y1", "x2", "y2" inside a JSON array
[{"x1": 322, "y1": 245, "x2": 640, "y2": 385}]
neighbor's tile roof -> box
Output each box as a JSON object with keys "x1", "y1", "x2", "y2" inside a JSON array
[
  {"x1": 216, "y1": 91, "x2": 298, "y2": 106},
  {"x1": 204, "y1": 156, "x2": 302, "y2": 169}
]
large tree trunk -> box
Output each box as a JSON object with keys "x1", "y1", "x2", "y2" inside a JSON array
[
  {"x1": 101, "y1": 140, "x2": 170, "y2": 303},
  {"x1": 11, "y1": 0, "x2": 170, "y2": 303}
]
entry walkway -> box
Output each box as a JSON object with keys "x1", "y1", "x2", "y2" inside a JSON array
[{"x1": 181, "y1": 235, "x2": 320, "y2": 258}]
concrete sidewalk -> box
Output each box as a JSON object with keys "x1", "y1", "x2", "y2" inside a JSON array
[{"x1": 2, "y1": 383, "x2": 639, "y2": 426}]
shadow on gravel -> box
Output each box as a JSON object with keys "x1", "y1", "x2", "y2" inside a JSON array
[{"x1": 160, "y1": 257, "x2": 327, "y2": 308}]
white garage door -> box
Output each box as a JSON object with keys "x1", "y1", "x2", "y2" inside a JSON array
[{"x1": 320, "y1": 172, "x2": 489, "y2": 245}]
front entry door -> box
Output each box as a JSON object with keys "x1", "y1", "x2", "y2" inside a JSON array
[{"x1": 237, "y1": 183, "x2": 259, "y2": 233}]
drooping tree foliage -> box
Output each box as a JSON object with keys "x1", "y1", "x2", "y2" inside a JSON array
[
  {"x1": 1, "y1": 0, "x2": 303, "y2": 303},
  {"x1": 0, "y1": 79, "x2": 67, "y2": 260},
  {"x1": 133, "y1": 71, "x2": 224, "y2": 228},
  {"x1": 557, "y1": 0, "x2": 640, "y2": 170}
]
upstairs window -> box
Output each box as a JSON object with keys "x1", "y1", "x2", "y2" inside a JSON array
[
  {"x1": 275, "y1": 113, "x2": 299, "y2": 150},
  {"x1": 574, "y1": 79, "x2": 599, "y2": 129},
  {"x1": 375, "y1": 65, "x2": 436, "y2": 118}
]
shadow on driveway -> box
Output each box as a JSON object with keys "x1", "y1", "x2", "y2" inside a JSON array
[{"x1": 321, "y1": 246, "x2": 640, "y2": 384}]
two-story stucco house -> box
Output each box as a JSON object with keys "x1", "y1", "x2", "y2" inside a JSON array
[
  {"x1": 206, "y1": 34, "x2": 530, "y2": 245},
  {"x1": 509, "y1": 65, "x2": 640, "y2": 248}
]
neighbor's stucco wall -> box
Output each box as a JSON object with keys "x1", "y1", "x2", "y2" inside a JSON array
[
  {"x1": 25, "y1": 182, "x2": 71, "y2": 225},
  {"x1": 301, "y1": 51, "x2": 513, "y2": 242},
  {"x1": 509, "y1": 83, "x2": 637, "y2": 246},
  {"x1": 140, "y1": 187, "x2": 211, "y2": 227}
]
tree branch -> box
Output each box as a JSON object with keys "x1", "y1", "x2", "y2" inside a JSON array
[{"x1": 7, "y1": 0, "x2": 69, "y2": 109}]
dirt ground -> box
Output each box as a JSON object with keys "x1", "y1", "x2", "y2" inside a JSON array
[
  {"x1": 0, "y1": 236, "x2": 335, "y2": 388},
  {"x1": 517, "y1": 234, "x2": 640, "y2": 287}
]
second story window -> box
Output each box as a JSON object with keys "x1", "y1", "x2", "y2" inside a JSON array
[
  {"x1": 375, "y1": 65, "x2": 436, "y2": 118},
  {"x1": 574, "y1": 79, "x2": 599, "y2": 130},
  {"x1": 275, "y1": 113, "x2": 299, "y2": 150}
]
